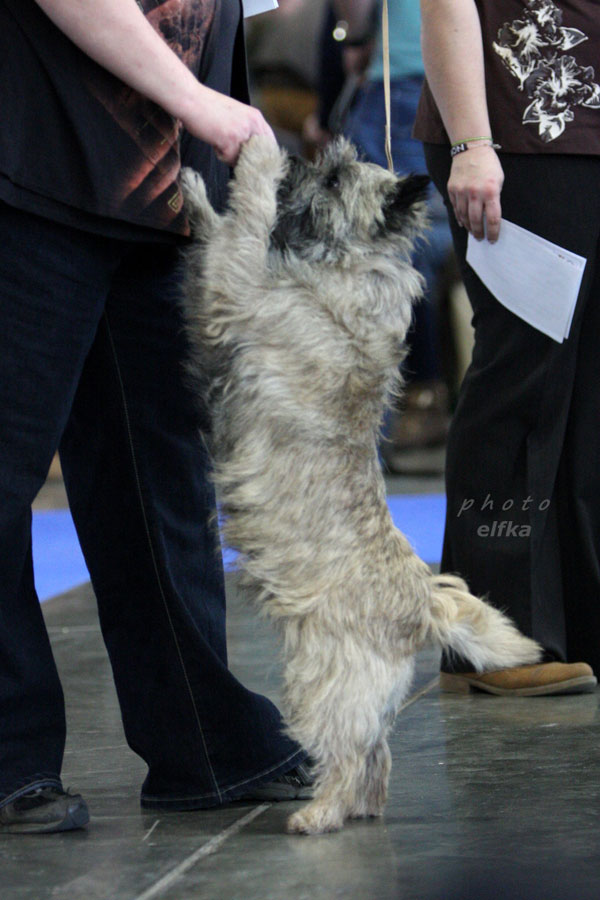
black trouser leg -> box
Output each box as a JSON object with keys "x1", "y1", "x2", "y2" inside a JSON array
[{"x1": 424, "y1": 146, "x2": 600, "y2": 670}]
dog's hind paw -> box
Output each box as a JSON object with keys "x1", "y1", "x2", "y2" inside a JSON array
[
  {"x1": 286, "y1": 803, "x2": 344, "y2": 835},
  {"x1": 349, "y1": 807, "x2": 384, "y2": 820},
  {"x1": 349, "y1": 800, "x2": 385, "y2": 820}
]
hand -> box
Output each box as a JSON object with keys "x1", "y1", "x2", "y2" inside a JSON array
[
  {"x1": 182, "y1": 90, "x2": 276, "y2": 167},
  {"x1": 447, "y1": 145, "x2": 504, "y2": 242}
]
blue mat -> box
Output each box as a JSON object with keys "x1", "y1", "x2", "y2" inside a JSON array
[
  {"x1": 33, "y1": 494, "x2": 446, "y2": 602},
  {"x1": 386, "y1": 494, "x2": 446, "y2": 561},
  {"x1": 33, "y1": 510, "x2": 90, "y2": 604}
]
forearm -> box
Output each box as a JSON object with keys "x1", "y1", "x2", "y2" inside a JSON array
[
  {"x1": 33, "y1": 0, "x2": 272, "y2": 164},
  {"x1": 420, "y1": 0, "x2": 492, "y2": 144},
  {"x1": 35, "y1": 0, "x2": 206, "y2": 124},
  {"x1": 420, "y1": 0, "x2": 503, "y2": 242}
]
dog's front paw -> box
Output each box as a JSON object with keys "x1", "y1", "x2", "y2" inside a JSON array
[
  {"x1": 236, "y1": 135, "x2": 287, "y2": 186},
  {"x1": 180, "y1": 166, "x2": 205, "y2": 205},
  {"x1": 180, "y1": 167, "x2": 218, "y2": 237}
]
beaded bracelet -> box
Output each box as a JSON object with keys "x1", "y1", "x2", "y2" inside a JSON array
[{"x1": 450, "y1": 136, "x2": 501, "y2": 157}]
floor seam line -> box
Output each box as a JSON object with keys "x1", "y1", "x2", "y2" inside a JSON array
[
  {"x1": 132, "y1": 803, "x2": 271, "y2": 900},
  {"x1": 397, "y1": 675, "x2": 439, "y2": 716}
]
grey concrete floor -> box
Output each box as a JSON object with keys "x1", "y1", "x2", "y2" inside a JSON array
[{"x1": 5, "y1": 471, "x2": 600, "y2": 899}]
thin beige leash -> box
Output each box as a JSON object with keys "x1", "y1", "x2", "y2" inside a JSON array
[{"x1": 382, "y1": 0, "x2": 394, "y2": 172}]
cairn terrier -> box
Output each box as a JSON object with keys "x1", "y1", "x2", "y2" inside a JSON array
[{"x1": 181, "y1": 137, "x2": 541, "y2": 835}]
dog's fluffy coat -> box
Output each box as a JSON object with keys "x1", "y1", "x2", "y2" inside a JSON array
[{"x1": 181, "y1": 137, "x2": 541, "y2": 834}]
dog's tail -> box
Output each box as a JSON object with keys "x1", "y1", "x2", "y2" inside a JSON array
[{"x1": 426, "y1": 574, "x2": 542, "y2": 671}]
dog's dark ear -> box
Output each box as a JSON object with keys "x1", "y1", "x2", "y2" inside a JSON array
[
  {"x1": 270, "y1": 155, "x2": 311, "y2": 252},
  {"x1": 280, "y1": 154, "x2": 310, "y2": 188},
  {"x1": 395, "y1": 173, "x2": 430, "y2": 208},
  {"x1": 383, "y1": 174, "x2": 430, "y2": 231}
]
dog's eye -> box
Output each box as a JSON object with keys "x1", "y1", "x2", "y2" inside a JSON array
[{"x1": 325, "y1": 171, "x2": 340, "y2": 190}]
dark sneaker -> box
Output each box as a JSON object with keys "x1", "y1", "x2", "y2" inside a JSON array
[
  {"x1": 0, "y1": 787, "x2": 89, "y2": 834},
  {"x1": 238, "y1": 762, "x2": 314, "y2": 802}
]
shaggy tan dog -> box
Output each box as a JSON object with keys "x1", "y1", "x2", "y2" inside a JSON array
[{"x1": 181, "y1": 137, "x2": 541, "y2": 835}]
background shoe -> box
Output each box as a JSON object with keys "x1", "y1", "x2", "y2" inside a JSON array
[
  {"x1": 440, "y1": 662, "x2": 597, "y2": 696},
  {"x1": 0, "y1": 787, "x2": 89, "y2": 834},
  {"x1": 237, "y1": 762, "x2": 314, "y2": 802},
  {"x1": 380, "y1": 380, "x2": 450, "y2": 463}
]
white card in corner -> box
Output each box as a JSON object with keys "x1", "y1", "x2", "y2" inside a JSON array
[
  {"x1": 243, "y1": 0, "x2": 278, "y2": 18},
  {"x1": 466, "y1": 218, "x2": 587, "y2": 343}
]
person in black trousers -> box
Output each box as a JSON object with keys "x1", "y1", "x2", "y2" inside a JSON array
[{"x1": 414, "y1": 0, "x2": 600, "y2": 696}]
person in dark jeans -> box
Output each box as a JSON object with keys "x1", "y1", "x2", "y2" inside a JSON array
[{"x1": 0, "y1": 0, "x2": 310, "y2": 835}]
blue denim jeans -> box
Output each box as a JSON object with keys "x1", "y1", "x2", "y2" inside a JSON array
[
  {"x1": 0, "y1": 201, "x2": 304, "y2": 808},
  {"x1": 344, "y1": 77, "x2": 453, "y2": 383}
]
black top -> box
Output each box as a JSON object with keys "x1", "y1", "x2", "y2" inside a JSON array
[{"x1": 0, "y1": 0, "x2": 248, "y2": 240}]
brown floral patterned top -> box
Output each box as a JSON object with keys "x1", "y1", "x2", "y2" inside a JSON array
[{"x1": 414, "y1": 1, "x2": 600, "y2": 154}]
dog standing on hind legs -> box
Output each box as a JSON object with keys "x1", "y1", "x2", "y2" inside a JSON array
[{"x1": 181, "y1": 136, "x2": 541, "y2": 835}]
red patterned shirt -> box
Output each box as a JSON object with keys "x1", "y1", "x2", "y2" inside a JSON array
[{"x1": 0, "y1": 0, "x2": 244, "y2": 238}]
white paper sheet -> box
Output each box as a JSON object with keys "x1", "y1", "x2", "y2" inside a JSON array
[
  {"x1": 242, "y1": 0, "x2": 278, "y2": 18},
  {"x1": 466, "y1": 219, "x2": 587, "y2": 343}
]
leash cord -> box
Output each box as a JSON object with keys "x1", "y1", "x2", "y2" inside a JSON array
[{"x1": 382, "y1": 0, "x2": 393, "y2": 172}]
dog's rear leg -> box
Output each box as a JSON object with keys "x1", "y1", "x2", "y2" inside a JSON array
[
  {"x1": 287, "y1": 745, "x2": 389, "y2": 833},
  {"x1": 286, "y1": 760, "x2": 356, "y2": 835},
  {"x1": 349, "y1": 737, "x2": 391, "y2": 819}
]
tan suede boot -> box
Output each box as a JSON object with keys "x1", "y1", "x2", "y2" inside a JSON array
[{"x1": 440, "y1": 662, "x2": 597, "y2": 696}]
